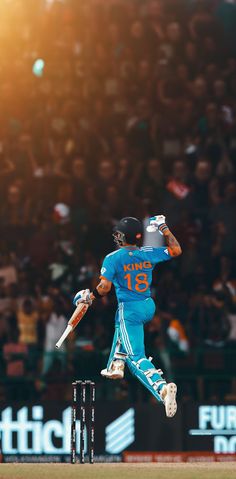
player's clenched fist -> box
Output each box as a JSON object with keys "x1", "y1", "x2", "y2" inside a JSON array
[
  {"x1": 73, "y1": 289, "x2": 92, "y2": 306},
  {"x1": 147, "y1": 215, "x2": 169, "y2": 235}
]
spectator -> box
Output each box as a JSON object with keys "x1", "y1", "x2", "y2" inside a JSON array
[
  {"x1": 42, "y1": 298, "x2": 67, "y2": 377},
  {"x1": 0, "y1": 253, "x2": 18, "y2": 287},
  {"x1": 17, "y1": 298, "x2": 39, "y2": 346},
  {"x1": 3, "y1": 329, "x2": 28, "y2": 378}
]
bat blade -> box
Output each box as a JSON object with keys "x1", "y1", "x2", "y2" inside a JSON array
[
  {"x1": 55, "y1": 303, "x2": 89, "y2": 349},
  {"x1": 68, "y1": 303, "x2": 89, "y2": 329}
]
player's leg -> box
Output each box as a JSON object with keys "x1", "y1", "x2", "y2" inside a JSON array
[
  {"x1": 119, "y1": 299, "x2": 177, "y2": 417},
  {"x1": 127, "y1": 355, "x2": 178, "y2": 417},
  {"x1": 100, "y1": 311, "x2": 126, "y2": 379},
  {"x1": 119, "y1": 303, "x2": 165, "y2": 401}
]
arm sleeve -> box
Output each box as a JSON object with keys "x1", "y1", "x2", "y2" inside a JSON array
[
  {"x1": 152, "y1": 247, "x2": 172, "y2": 264},
  {"x1": 100, "y1": 255, "x2": 116, "y2": 282}
]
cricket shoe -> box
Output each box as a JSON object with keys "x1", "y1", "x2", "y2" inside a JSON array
[
  {"x1": 160, "y1": 382, "x2": 177, "y2": 418},
  {"x1": 100, "y1": 360, "x2": 125, "y2": 380}
]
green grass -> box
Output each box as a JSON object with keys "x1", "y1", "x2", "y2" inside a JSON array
[{"x1": 0, "y1": 463, "x2": 235, "y2": 479}]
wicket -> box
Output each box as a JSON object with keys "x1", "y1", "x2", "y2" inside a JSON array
[{"x1": 71, "y1": 380, "x2": 95, "y2": 464}]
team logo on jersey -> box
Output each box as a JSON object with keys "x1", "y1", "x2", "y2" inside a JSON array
[{"x1": 101, "y1": 267, "x2": 106, "y2": 275}]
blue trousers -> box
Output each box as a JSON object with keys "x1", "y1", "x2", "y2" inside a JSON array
[{"x1": 107, "y1": 298, "x2": 166, "y2": 402}]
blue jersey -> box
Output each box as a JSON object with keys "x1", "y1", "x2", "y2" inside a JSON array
[{"x1": 100, "y1": 246, "x2": 171, "y2": 303}]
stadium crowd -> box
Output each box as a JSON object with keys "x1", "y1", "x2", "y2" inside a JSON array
[{"x1": 0, "y1": 0, "x2": 235, "y2": 402}]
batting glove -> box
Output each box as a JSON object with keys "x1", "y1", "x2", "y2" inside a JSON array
[
  {"x1": 73, "y1": 289, "x2": 92, "y2": 306},
  {"x1": 147, "y1": 215, "x2": 169, "y2": 235}
]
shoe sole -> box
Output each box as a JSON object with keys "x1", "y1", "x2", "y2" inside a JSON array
[
  {"x1": 100, "y1": 370, "x2": 124, "y2": 380},
  {"x1": 108, "y1": 372, "x2": 124, "y2": 380},
  {"x1": 165, "y1": 383, "x2": 177, "y2": 418}
]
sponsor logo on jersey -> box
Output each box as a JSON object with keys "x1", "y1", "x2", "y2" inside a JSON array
[{"x1": 101, "y1": 267, "x2": 106, "y2": 275}]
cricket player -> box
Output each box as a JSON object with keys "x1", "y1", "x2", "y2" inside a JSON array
[{"x1": 73, "y1": 215, "x2": 182, "y2": 417}]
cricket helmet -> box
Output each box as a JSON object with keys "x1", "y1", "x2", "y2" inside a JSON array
[{"x1": 113, "y1": 217, "x2": 142, "y2": 246}]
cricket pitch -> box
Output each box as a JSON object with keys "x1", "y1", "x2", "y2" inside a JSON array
[{"x1": 0, "y1": 463, "x2": 235, "y2": 479}]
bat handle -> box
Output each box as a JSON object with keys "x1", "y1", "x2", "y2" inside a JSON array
[{"x1": 55, "y1": 325, "x2": 73, "y2": 349}]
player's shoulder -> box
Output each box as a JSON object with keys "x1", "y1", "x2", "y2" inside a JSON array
[
  {"x1": 139, "y1": 246, "x2": 169, "y2": 258},
  {"x1": 140, "y1": 246, "x2": 155, "y2": 252},
  {"x1": 140, "y1": 245, "x2": 159, "y2": 256},
  {"x1": 105, "y1": 249, "x2": 122, "y2": 260}
]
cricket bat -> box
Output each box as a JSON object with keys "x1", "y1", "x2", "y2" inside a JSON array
[{"x1": 55, "y1": 303, "x2": 89, "y2": 349}]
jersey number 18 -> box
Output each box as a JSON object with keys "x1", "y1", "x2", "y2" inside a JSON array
[{"x1": 124, "y1": 273, "x2": 149, "y2": 292}]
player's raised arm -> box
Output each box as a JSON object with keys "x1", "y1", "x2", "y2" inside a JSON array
[
  {"x1": 163, "y1": 229, "x2": 182, "y2": 257},
  {"x1": 147, "y1": 215, "x2": 182, "y2": 257}
]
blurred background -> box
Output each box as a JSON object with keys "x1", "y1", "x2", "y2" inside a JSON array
[{"x1": 0, "y1": 0, "x2": 236, "y2": 460}]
